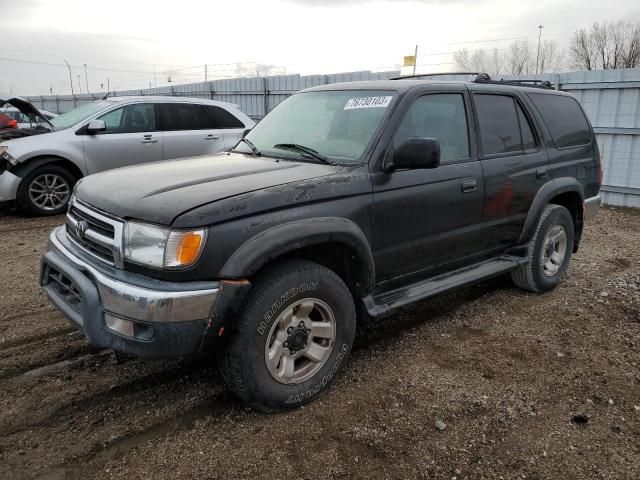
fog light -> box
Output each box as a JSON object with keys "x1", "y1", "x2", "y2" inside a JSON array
[{"x1": 105, "y1": 314, "x2": 134, "y2": 338}]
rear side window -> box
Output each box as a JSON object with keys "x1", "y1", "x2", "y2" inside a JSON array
[
  {"x1": 205, "y1": 106, "x2": 245, "y2": 129},
  {"x1": 475, "y1": 94, "x2": 538, "y2": 156},
  {"x1": 529, "y1": 93, "x2": 591, "y2": 148},
  {"x1": 160, "y1": 103, "x2": 213, "y2": 131}
]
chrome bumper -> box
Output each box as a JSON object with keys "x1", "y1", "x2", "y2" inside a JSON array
[
  {"x1": 41, "y1": 226, "x2": 220, "y2": 357},
  {"x1": 584, "y1": 194, "x2": 601, "y2": 221}
]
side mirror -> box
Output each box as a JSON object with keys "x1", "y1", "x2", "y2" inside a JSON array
[
  {"x1": 86, "y1": 119, "x2": 106, "y2": 134},
  {"x1": 242, "y1": 128, "x2": 252, "y2": 138},
  {"x1": 389, "y1": 137, "x2": 440, "y2": 172}
]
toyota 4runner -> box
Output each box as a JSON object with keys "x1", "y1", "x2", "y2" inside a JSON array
[{"x1": 41, "y1": 74, "x2": 601, "y2": 412}]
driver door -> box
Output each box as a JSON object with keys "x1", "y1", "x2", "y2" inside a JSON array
[
  {"x1": 83, "y1": 103, "x2": 163, "y2": 174},
  {"x1": 371, "y1": 90, "x2": 485, "y2": 281}
]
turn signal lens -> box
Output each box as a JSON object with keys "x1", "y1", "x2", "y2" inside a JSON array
[{"x1": 165, "y1": 230, "x2": 206, "y2": 267}]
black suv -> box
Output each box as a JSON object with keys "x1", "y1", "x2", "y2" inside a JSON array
[{"x1": 41, "y1": 74, "x2": 601, "y2": 412}]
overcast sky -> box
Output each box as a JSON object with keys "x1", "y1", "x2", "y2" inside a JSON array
[{"x1": 1, "y1": 0, "x2": 638, "y2": 95}]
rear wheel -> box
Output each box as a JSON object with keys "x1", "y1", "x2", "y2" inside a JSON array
[
  {"x1": 219, "y1": 260, "x2": 356, "y2": 412},
  {"x1": 17, "y1": 165, "x2": 75, "y2": 216},
  {"x1": 511, "y1": 204, "x2": 575, "y2": 292}
]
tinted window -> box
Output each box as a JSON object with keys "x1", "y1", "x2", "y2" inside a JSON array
[
  {"x1": 98, "y1": 103, "x2": 156, "y2": 133},
  {"x1": 517, "y1": 106, "x2": 536, "y2": 150},
  {"x1": 476, "y1": 94, "x2": 528, "y2": 155},
  {"x1": 205, "y1": 106, "x2": 245, "y2": 128},
  {"x1": 161, "y1": 103, "x2": 213, "y2": 131},
  {"x1": 394, "y1": 94, "x2": 469, "y2": 163},
  {"x1": 529, "y1": 93, "x2": 591, "y2": 148}
]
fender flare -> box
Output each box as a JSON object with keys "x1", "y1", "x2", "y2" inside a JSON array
[
  {"x1": 517, "y1": 177, "x2": 584, "y2": 244},
  {"x1": 219, "y1": 217, "x2": 375, "y2": 295}
]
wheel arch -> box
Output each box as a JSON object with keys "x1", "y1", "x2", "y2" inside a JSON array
[
  {"x1": 518, "y1": 178, "x2": 584, "y2": 251},
  {"x1": 12, "y1": 155, "x2": 84, "y2": 181},
  {"x1": 219, "y1": 217, "x2": 375, "y2": 297}
]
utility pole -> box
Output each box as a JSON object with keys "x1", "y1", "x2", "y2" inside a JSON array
[
  {"x1": 64, "y1": 60, "x2": 75, "y2": 96},
  {"x1": 205, "y1": 64, "x2": 208, "y2": 82},
  {"x1": 153, "y1": 65, "x2": 157, "y2": 87},
  {"x1": 83, "y1": 64, "x2": 90, "y2": 94},
  {"x1": 413, "y1": 44, "x2": 418, "y2": 75},
  {"x1": 535, "y1": 24, "x2": 544, "y2": 75},
  {"x1": 77, "y1": 75, "x2": 82, "y2": 94},
  {"x1": 107, "y1": 78, "x2": 110, "y2": 92}
]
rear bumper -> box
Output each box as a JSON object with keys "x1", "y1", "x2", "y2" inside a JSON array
[
  {"x1": 40, "y1": 226, "x2": 219, "y2": 358},
  {"x1": 584, "y1": 194, "x2": 601, "y2": 221}
]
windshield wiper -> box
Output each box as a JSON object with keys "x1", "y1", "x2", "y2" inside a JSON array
[
  {"x1": 238, "y1": 137, "x2": 261, "y2": 156},
  {"x1": 273, "y1": 143, "x2": 336, "y2": 166}
]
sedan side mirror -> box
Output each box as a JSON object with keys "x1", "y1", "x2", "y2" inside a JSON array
[
  {"x1": 389, "y1": 137, "x2": 440, "y2": 172},
  {"x1": 86, "y1": 119, "x2": 106, "y2": 134},
  {"x1": 242, "y1": 128, "x2": 252, "y2": 138}
]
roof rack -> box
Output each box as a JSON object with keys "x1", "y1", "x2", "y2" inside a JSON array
[
  {"x1": 390, "y1": 72, "x2": 484, "y2": 81},
  {"x1": 391, "y1": 72, "x2": 554, "y2": 89}
]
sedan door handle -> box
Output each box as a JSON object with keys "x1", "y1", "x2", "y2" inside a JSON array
[
  {"x1": 205, "y1": 135, "x2": 220, "y2": 140},
  {"x1": 461, "y1": 179, "x2": 477, "y2": 193},
  {"x1": 141, "y1": 139, "x2": 158, "y2": 144}
]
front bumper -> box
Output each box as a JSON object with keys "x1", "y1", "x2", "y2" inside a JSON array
[
  {"x1": 40, "y1": 226, "x2": 219, "y2": 358},
  {"x1": 584, "y1": 194, "x2": 601, "y2": 221},
  {"x1": 0, "y1": 171, "x2": 21, "y2": 202}
]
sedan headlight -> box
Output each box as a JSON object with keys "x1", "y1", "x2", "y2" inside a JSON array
[
  {"x1": 0, "y1": 145, "x2": 16, "y2": 165},
  {"x1": 124, "y1": 221, "x2": 206, "y2": 269}
]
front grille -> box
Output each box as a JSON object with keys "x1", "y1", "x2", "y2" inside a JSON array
[
  {"x1": 45, "y1": 266, "x2": 82, "y2": 312},
  {"x1": 66, "y1": 199, "x2": 124, "y2": 267}
]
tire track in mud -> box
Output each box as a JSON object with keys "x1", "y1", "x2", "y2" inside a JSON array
[
  {"x1": 1, "y1": 356, "x2": 218, "y2": 438},
  {"x1": 31, "y1": 391, "x2": 241, "y2": 480},
  {"x1": 0, "y1": 326, "x2": 76, "y2": 351}
]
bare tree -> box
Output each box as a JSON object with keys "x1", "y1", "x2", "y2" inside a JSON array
[
  {"x1": 539, "y1": 40, "x2": 564, "y2": 73},
  {"x1": 570, "y1": 21, "x2": 640, "y2": 70},
  {"x1": 508, "y1": 39, "x2": 533, "y2": 75}
]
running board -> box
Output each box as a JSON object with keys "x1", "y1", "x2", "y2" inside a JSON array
[{"x1": 363, "y1": 256, "x2": 528, "y2": 317}]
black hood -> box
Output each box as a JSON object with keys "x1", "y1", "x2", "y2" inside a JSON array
[
  {"x1": 0, "y1": 94, "x2": 55, "y2": 130},
  {"x1": 75, "y1": 152, "x2": 340, "y2": 225}
]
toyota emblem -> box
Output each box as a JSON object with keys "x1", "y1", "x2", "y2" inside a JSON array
[{"x1": 75, "y1": 220, "x2": 88, "y2": 239}]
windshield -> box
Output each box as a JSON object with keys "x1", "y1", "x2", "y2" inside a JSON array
[
  {"x1": 237, "y1": 90, "x2": 396, "y2": 164},
  {"x1": 49, "y1": 101, "x2": 115, "y2": 130}
]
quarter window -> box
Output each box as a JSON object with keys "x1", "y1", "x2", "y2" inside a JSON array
[
  {"x1": 97, "y1": 104, "x2": 156, "y2": 134},
  {"x1": 529, "y1": 93, "x2": 591, "y2": 148},
  {"x1": 160, "y1": 103, "x2": 214, "y2": 131},
  {"x1": 394, "y1": 94, "x2": 470, "y2": 163},
  {"x1": 205, "y1": 106, "x2": 245, "y2": 128}
]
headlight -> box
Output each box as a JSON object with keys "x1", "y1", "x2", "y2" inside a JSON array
[
  {"x1": 0, "y1": 146, "x2": 16, "y2": 165},
  {"x1": 124, "y1": 221, "x2": 206, "y2": 269}
]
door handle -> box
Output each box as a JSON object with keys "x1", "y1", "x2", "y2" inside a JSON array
[
  {"x1": 141, "y1": 139, "x2": 158, "y2": 144},
  {"x1": 461, "y1": 179, "x2": 477, "y2": 193},
  {"x1": 205, "y1": 135, "x2": 220, "y2": 140},
  {"x1": 536, "y1": 168, "x2": 549, "y2": 179}
]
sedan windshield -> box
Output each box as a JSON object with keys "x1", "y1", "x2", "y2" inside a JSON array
[
  {"x1": 49, "y1": 100, "x2": 115, "y2": 130},
  {"x1": 236, "y1": 90, "x2": 396, "y2": 164}
]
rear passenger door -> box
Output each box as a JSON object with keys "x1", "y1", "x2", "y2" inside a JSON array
[
  {"x1": 471, "y1": 90, "x2": 549, "y2": 250},
  {"x1": 203, "y1": 105, "x2": 248, "y2": 150},
  {"x1": 158, "y1": 103, "x2": 226, "y2": 159}
]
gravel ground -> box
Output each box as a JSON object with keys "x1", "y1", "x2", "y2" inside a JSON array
[{"x1": 0, "y1": 206, "x2": 638, "y2": 480}]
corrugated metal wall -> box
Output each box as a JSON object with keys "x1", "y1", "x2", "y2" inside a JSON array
[{"x1": 25, "y1": 68, "x2": 640, "y2": 207}]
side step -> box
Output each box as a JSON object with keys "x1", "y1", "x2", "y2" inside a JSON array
[{"x1": 363, "y1": 255, "x2": 528, "y2": 317}]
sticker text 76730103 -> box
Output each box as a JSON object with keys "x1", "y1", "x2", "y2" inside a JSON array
[{"x1": 344, "y1": 96, "x2": 393, "y2": 110}]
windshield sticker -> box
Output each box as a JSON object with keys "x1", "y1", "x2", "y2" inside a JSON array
[{"x1": 344, "y1": 96, "x2": 392, "y2": 110}]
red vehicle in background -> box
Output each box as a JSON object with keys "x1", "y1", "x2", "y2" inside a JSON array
[{"x1": 0, "y1": 112, "x2": 18, "y2": 130}]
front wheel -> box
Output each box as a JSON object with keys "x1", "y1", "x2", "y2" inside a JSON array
[
  {"x1": 219, "y1": 260, "x2": 356, "y2": 412},
  {"x1": 17, "y1": 165, "x2": 75, "y2": 216}
]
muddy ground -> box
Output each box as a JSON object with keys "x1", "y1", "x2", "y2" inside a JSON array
[{"x1": 0, "y1": 207, "x2": 638, "y2": 480}]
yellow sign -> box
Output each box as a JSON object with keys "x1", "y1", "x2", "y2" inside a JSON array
[{"x1": 403, "y1": 55, "x2": 416, "y2": 67}]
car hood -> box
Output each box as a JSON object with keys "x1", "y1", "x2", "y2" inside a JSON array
[
  {"x1": 0, "y1": 94, "x2": 55, "y2": 131},
  {"x1": 75, "y1": 152, "x2": 341, "y2": 225}
]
